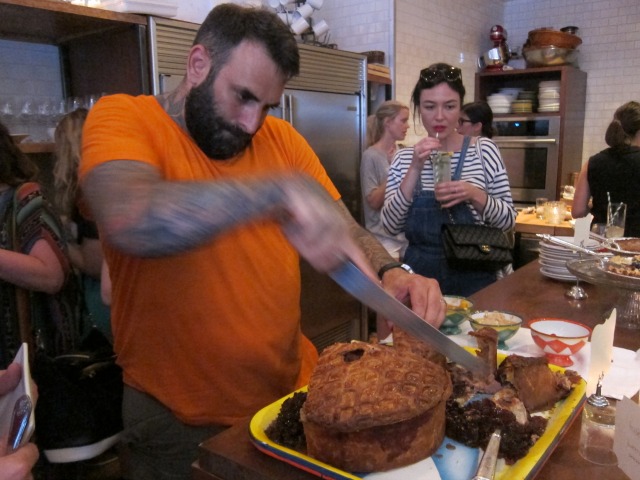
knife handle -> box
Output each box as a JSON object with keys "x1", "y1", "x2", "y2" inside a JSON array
[{"x1": 471, "y1": 429, "x2": 501, "y2": 480}]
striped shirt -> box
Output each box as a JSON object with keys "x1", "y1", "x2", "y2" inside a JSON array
[{"x1": 382, "y1": 136, "x2": 516, "y2": 234}]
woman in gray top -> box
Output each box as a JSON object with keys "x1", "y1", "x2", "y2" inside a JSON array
[{"x1": 360, "y1": 100, "x2": 410, "y2": 260}]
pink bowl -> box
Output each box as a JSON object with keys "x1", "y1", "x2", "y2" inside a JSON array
[{"x1": 528, "y1": 318, "x2": 591, "y2": 367}]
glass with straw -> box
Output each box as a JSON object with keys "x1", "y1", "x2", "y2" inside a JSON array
[{"x1": 606, "y1": 192, "x2": 626, "y2": 239}]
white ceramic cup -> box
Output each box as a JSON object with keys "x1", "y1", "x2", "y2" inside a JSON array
[
  {"x1": 307, "y1": 0, "x2": 325, "y2": 8},
  {"x1": 277, "y1": 12, "x2": 293, "y2": 25},
  {"x1": 267, "y1": 0, "x2": 280, "y2": 8},
  {"x1": 279, "y1": 0, "x2": 296, "y2": 5},
  {"x1": 312, "y1": 19, "x2": 330, "y2": 36},
  {"x1": 296, "y1": 4, "x2": 314, "y2": 19},
  {"x1": 290, "y1": 16, "x2": 310, "y2": 35}
]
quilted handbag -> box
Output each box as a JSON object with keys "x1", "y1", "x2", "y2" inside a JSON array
[{"x1": 442, "y1": 223, "x2": 513, "y2": 271}]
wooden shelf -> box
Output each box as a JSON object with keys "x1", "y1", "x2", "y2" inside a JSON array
[
  {"x1": 20, "y1": 143, "x2": 54, "y2": 154},
  {"x1": 0, "y1": 0, "x2": 146, "y2": 45},
  {"x1": 475, "y1": 65, "x2": 587, "y2": 200},
  {"x1": 367, "y1": 72, "x2": 391, "y2": 85}
]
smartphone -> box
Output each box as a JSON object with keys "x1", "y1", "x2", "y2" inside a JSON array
[{"x1": 0, "y1": 343, "x2": 36, "y2": 450}]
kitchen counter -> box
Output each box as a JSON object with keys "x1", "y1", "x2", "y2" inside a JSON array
[
  {"x1": 516, "y1": 211, "x2": 574, "y2": 237},
  {"x1": 192, "y1": 261, "x2": 636, "y2": 480}
]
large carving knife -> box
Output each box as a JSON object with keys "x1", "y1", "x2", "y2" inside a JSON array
[{"x1": 329, "y1": 260, "x2": 488, "y2": 375}]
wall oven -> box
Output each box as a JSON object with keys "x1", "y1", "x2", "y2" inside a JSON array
[{"x1": 493, "y1": 116, "x2": 561, "y2": 205}]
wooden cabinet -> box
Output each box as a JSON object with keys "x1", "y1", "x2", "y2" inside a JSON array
[
  {"x1": 475, "y1": 66, "x2": 587, "y2": 194},
  {"x1": 0, "y1": 0, "x2": 150, "y2": 98},
  {"x1": 0, "y1": 0, "x2": 150, "y2": 193},
  {"x1": 1, "y1": 0, "x2": 150, "y2": 159}
]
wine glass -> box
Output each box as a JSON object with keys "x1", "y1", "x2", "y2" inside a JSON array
[{"x1": 566, "y1": 244, "x2": 588, "y2": 300}]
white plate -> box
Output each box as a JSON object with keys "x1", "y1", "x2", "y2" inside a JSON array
[
  {"x1": 540, "y1": 267, "x2": 576, "y2": 282},
  {"x1": 539, "y1": 248, "x2": 580, "y2": 259},
  {"x1": 541, "y1": 237, "x2": 598, "y2": 251},
  {"x1": 538, "y1": 257, "x2": 570, "y2": 269}
]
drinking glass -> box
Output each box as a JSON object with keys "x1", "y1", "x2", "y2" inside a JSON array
[
  {"x1": 544, "y1": 201, "x2": 565, "y2": 225},
  {"x1": 606, "y1": 202, "x2": 626, "y2": 238},
  {"x1": 535, "y1": 197, "x2": 548, "y2": 219},
  {"x1": 433, "y1": 152, "x2": 451, "y2": 184}
]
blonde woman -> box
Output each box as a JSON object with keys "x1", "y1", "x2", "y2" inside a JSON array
[
  {"x1": 360, "y1": 100, "x2": 410, "y2": 261},
  {"x1": 53, "y1": 108, "x2": 111, "y2": 339}
]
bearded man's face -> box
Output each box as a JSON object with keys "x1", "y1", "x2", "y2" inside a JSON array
[{"x1": 185, "y1": 73, "x2": 253, "y2": 160}]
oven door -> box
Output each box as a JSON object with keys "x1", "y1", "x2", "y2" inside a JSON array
[{"x1": 494, "y1": 137, "x2": 559, "y2": 204}]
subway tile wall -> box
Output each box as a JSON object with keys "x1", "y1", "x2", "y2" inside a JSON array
[
  {"x1": 321, "y1": 0, "x2": 506, "y2": 147},
  {"x1": 2, "y1": 0, "x2": 637, "y2": 163},
  {"x1": 322, "y1": 0, "x2": 640, "y2": 163},
  {"x1": 504, "y1": 0, "x2": 640, "y2": 163}
]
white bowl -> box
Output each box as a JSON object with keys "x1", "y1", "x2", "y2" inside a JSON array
[{"x1": 528, "y1": 318, "x2": 591, "y2": 367}]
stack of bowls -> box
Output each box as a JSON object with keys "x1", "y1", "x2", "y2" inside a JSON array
[
  {"x1": 538, "y1": 80, "x2": 561, "y2": 112},
  {"x1": 511, "y1": 99, "x2": 533, "y2": 113},
  {"x1": 498, "y1": 87, "x2": 522, "y2": 101},
  {"x1": 486, "y1": 93, "x2": 512, "y2": 114},
  {"x1": 512, "y1": 90, "x2": 536, "y2": 113}
]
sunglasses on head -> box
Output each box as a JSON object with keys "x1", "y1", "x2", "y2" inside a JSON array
[{"x1": 420, "y1": 65, "x2": 462, "y2": 83}]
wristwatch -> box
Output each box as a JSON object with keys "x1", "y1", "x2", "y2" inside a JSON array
[{"x1": 378, "y1": 262, "x2": 414, "y2": 279}]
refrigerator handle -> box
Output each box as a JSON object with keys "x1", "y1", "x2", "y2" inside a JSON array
[{"x1": 285, "y1": 94, "x2": 293, "y2": 126}]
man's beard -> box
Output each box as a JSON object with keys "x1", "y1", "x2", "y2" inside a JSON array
[{"x1": 185, "y1": 77, "x2": 253, "y2": 160}]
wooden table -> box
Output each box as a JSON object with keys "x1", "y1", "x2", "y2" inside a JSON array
[
  {"x1": 193, "y1": 261, "x2": 638, "y2": 480},
  {"x1": 516, "y1": 211, "x2": 574, "y2": 236}
]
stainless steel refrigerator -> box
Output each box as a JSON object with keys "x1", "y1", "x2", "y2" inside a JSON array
[
  {"x1": 272, "y1": 44, "x2": 368, "y2": 351},
  {"x1": 149, "y1": 23, "x2": 369, "y2": 350}
]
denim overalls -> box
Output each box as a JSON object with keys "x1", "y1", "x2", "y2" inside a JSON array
[{"x1": 403, "y1": 136, "x2": 497, "y2": 297}]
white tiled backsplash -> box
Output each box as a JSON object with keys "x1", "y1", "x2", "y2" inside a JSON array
[
  {"x1": 504, "y1": 0, "x2": 640, "y2": 169},
  {"x1": 1, "y1": 0, "x2": 638, "y2": 166},
  {"x1": 321, "y1": 0, "x2": 640, "y2": 166}
]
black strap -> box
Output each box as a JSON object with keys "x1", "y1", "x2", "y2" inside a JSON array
[
  {"x1": 452, "y1": 135, "x2": 471, "y2": 181},
  {"x1": 447, "y1": 136, "x2": 471, "y2": 224}
]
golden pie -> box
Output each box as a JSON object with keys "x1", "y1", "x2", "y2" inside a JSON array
[
  {"x1": 605, "y1": 255, "x2": 640, "y2": 277},
  {"x1": 614, "y1": 238, "x2": 640, "y2": 253}
]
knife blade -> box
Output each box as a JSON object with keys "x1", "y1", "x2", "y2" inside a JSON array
[{"x1": 329, "y1": 260, "x2": 488, "y2": 375}]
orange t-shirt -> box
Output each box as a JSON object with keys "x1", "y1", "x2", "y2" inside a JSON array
[{"x1": 80, "y1": 94, "x2": 340, "y2": 425}]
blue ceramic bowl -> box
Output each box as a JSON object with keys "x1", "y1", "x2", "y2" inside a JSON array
[
  {"x1": 440, "y1": 296, "x2": 474, "y2": 335},
  {"x1": 469, "y1": 311, "x2": 523, "y2": 349}
]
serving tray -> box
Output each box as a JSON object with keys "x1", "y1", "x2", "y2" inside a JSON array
[{"x1": 249, "y1": 352, "x2": 586, "y2": 480}]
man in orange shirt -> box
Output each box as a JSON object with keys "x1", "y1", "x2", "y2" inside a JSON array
[{"x1": 80, "y1": 4, "x2": 444, "y2": 479}]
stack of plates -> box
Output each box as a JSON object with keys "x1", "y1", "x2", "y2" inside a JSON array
[
  {"x1": 538, "y1": 236, "x2": 599, "y2": 281},
  {"x1": 538, "y1": 80, "x2": 561, "y2": 112},
  {"x1": 511, "y1": 99, "x2": 533, "y2": 113}
]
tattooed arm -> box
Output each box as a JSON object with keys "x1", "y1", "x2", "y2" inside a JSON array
[
  {"x1": 337, "y1": 201, "x2": 445, "y2": 327},
  {"x1": 81, "y1": 160, "x2": 372, "y2": 275}
]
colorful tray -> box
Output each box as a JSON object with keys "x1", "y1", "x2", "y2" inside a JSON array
[{"x1": 249, "y1": 352, "x2": 586, "y2": 480}]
